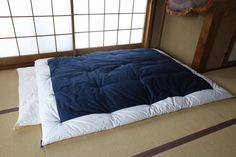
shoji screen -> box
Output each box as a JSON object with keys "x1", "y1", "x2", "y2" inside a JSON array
[
  {"x1": 0, "y1": 0, "x2": 73, "y2": 58},
  {"x1": 0, "y1": 0, "x2": 148, "y2": 58},
  {"x1": 73, "y1": 0, "x2": 148, "y2": 49}
]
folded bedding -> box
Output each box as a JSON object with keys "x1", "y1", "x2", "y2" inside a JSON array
[
  {"x1": 47, "y1": 48, "x2": 212, "y2": 122},
  {"x1": 33, "y1": 48, "x2": 233, "y2": 145}
]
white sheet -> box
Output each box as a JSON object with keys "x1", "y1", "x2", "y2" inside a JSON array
[
  {"x1": 35, "y1": 49, "x2": 233, "y2": 145},
  {"x1": 15, "y1": 67, "x2": 40, "y2": 128}
]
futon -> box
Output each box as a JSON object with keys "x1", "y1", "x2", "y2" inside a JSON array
[{"x1": 34, "y1": 48, "x2": 232, "y2": 145}]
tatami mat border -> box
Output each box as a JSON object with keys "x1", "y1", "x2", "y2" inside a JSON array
[
  {"x1": 0, "y1": 107, "x2": 18, "y2": 114},
  {"x1": 132, "y1": 117, "x2": 236, "y2": 157}
]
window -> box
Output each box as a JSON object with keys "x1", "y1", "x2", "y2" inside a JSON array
[
  {"x1": 0, "y1": 0, "x2": 149, "y2": 58},
  {"x1": 74, "y1": 0, "x2": 147, "y2": 49}
]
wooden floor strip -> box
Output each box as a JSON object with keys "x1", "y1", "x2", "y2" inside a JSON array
[
  {"x1": 132, "y1": 117, "x2": 236, "y2": 157},
  {"x1": 0, "y1": 107, "x2": 19, "y2": 114}
]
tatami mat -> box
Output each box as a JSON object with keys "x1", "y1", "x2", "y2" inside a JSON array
[
  {"x1": 156, "y1": 125, "x2": 236, "y2": 157},
  {"x1": 45, "y1": 98, "x2": 236, "y2": 157},
  {"x1": 204, "y1": 66, "x2": 236, "y2": 95},
  {"x1": 0, "y1": 112, "x2": 44, "y2": 157},
  {"x1": 0, "y1": 69, "x2": 18, "y2": 110},
  {"x1": 0, "y1": 66, "x2": 235, "y2": 157}
]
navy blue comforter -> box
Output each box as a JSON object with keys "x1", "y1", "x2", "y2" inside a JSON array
[{"x1": 48, "y1": 48, "x2": 212, "y2": 122}]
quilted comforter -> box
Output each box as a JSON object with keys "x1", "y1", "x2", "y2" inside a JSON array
[{"x1": 48, "y1": 48, "x2": 212, "y2": 122}]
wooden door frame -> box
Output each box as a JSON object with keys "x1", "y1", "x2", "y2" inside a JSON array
[
  {"x1": 191, "y1": 11, "x2": 223, "y2": 72},
  {"x1": 191, "y1": 0, "x2": 236, "y2": 72},
  {"x1": 142, "y1": 0, "x2": 157, "y2": 48}
]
